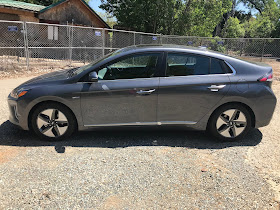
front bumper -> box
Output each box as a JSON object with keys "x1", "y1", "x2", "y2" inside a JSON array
[{"x1": 7, "y1": 96, "x2": 29, "y2": 130}]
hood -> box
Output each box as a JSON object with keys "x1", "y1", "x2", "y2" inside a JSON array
[{"x1": 19, "y1": 69, "x2": 71, "y2": 87}]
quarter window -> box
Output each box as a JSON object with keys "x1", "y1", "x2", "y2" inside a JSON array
[
  {"x1": 211, "y1": 58, "x2": 227, "y2": 74},
  {"x1": 97, "y1": 53, "x2": 160, "y2": 80}
]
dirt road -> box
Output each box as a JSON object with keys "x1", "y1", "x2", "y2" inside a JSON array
[{"x1": 0, "y1": 76, "x2": 279, "y2": 209}]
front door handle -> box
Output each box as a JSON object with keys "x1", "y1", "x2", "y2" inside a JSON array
[
  {"x1": 208, "y1": 85, "x2": 226, "y2": 92},
  {"x1": 136, "y1": 89, "x2": 156, "y2": 95}
]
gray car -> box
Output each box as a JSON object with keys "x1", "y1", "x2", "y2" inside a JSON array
[{"x1": 8, "y1": 45, "x2": 277, "y2": 141}]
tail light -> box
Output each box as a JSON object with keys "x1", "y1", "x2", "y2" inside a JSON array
[{"x1": 258, "y1": 70, "x2": 273, "y2": 82}]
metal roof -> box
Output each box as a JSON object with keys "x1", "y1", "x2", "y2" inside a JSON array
[
  {"x1": 0, "y1": 0, "x2": 45, "y2": 12},
  {"x1": 0, "y1": 0, "x2": 110, "y2": 28}
]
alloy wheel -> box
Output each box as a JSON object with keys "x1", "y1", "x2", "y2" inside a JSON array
[
  {"x1": 36, "y1": 109, "x2": 68, "y2": 138},
  {"x1": 216, "y1": 109, "x2": 247, "y2": 138}
]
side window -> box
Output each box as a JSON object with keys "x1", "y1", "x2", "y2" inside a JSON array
[
  {"x1": 221, "y1": 61, "x2": 233, "y2": 74},
  {"x1": 97, "y1": 53, "x2": 160, "y2": 80},
  {"x1": 210, "y1": 58, "x2": 230, "y2": 74},
  {"x1": 166, "y1": 53, "x2": 210, "y2": 76}
]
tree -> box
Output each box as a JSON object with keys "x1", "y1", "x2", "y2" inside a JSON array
[
  {"x1": 100, "y1": 0, "x2": 184, "y2": 34},
  {"x1": 179, "y1": 0, "x2": 232, "y2": 37},
  {"x1": 243, "y1": 0, "x2": 280, "y2": 37},
  {"x1": 100, "y1": 0, "x2": 232, "y2": 36},
  {"x1": 222, "y1": 17, "x2": 245, "y2": 37},
  {"x1": 239, "y1": 0, "x2": 268, "y2": 14},
  {"x1": 97, "y1": 12, "x2": 117, "y2": 28}
]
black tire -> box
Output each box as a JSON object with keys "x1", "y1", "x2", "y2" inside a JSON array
[
  {"x1": 31, "y1": 102, "x2": 77, "y2": 141},
  {"x1": 208, "y1": 104, "x2": 252, "y2": 141}
]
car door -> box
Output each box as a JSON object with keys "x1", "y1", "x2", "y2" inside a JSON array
[
  {"x1": 157, "y1": 52, "x2": 231, "y2": 124},
  {"x1": 80, "y1": 52, "x2": 163, "y2": 126}
]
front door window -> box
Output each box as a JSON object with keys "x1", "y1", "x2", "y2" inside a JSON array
[{"x1": 97, "y1": 53, "x2": 161, "y2": 80}]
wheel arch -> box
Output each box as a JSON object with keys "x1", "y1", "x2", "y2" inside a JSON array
[
  {"x1": 28, "y1": 100, "x2": 78, "y2": 131},
  {"x1": 207, "y1": 101, "x2": 256, "y2": 129}
]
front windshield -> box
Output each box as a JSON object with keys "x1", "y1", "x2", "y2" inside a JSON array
[{"x1": 67, "y1": 49, "x2": 123, "y2": 77}]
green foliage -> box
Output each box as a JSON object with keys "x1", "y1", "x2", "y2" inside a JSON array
[
  {"x1": 209, "y1": 37, "x2": 226, "y2": 52},
  {"x1": 181, "y1": 0, "x2": 232, "y2": 37},
  {"x1": 242, "y1": 0, "x2": 280, "y2": 37},
  {"x1": 222, "y1": 17, "x2": 245, "y2": 38},
  {"x1": 97, "y1": 12, "x2": 116, "y2": 28},
  {"x1": 20, "y1": 0, "x2": 280, "y2": 39},
  {"x1": 239, "y1": 0, "x2": 267, "y2": 13},
  {"x1": 100, "y1": 0, "x2": 232, "y2": 36},
  {"x1": 100, "y1": 0, "x2": 185, "y2": 34},
  {"x1": 246, "y1": 16, "x2": 275, "y2": 37}
]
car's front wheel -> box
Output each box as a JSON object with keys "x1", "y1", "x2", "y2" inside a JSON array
[
  {"x1": 31, "y1": 103, "x2": 76, "y2": 140},
  {"x1": 208, "y1": 104, "x2": 252, "y2": 141}
]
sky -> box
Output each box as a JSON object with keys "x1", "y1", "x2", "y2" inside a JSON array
[
  {"x1": 88, "y1": 0, "x2": 256, "y2": 18},
  {"x1": 88, "y1": 0, "x2": 104, "y2": 14}
]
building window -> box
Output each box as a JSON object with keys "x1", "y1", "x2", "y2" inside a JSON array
[{"x1": 48, "y1": 26, "x2": 58, "y2": 40}]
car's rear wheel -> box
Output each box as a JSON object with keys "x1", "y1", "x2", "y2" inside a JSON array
[
  {"x1": 208, "y1": 104, "x2": 252, "y2": 141},
  {"x1": 31, "y1": 103, "x2": 76, "y2": 140}
]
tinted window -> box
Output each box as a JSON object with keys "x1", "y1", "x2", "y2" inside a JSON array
[
  {"x1": 221, "y1": 61, "x2": 233, "y2": 73},
  {"x1": 97, "y1": 53, "x2": 160, "y2": 80},
  {"x1": 210, "y1": 58, "x2": 225, "y2": 74},
  {"x1": 210, "y1": 58, "x2": 233, "y2": 74},
  {"x1": 166, "y1": 53, "x2": 210, "y2": 76}
]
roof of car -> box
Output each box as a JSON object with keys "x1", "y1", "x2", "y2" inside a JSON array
[
  {"x1": 116, "y1": 44, "x2": 229, "y2": 59},
  {"x1": 111, "y1": 44, "x2": 235, "y2": 60},
  {"x1": 121, "y1": 44, "x2": 208, "y2": 51}
]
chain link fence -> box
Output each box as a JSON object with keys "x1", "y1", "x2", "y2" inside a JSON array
[{"x1": 1, "y1": 20, "x2": 280, "y2": 74}]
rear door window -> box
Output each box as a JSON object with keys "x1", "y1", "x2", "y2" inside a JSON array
[
  {"x1": 166, "y1": 53, "x2": 210, "y2": 76},
  {"x1": 166, "y1": 53, "x2": 232, "y2": 77}
]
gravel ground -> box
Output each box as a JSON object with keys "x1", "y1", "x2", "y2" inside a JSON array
[{"x1": 0, "y1": 76, "x2": 280, "y2": 209}]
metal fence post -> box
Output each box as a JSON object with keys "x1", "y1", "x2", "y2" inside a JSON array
[
  {"x1": 68, "y1": 24, "x2": 73, "y2": 65},
  {"x1": 102, "y1": 28, "x2": 105, "y2": 57},
  {"x1": 134, "y1": 32, "x2": 136, "y2": 45},
  {"x1": 23, "y1": 21, "x2": 29, "y2": 70},
  {"x1": 261, "y1": 39, "x2": 266, "y2": 62}
]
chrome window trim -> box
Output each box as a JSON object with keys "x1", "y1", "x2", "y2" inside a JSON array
[
  {"x1": 77, "y1": 60, "x2": 236, "y2": 84},
  {"x1": 161, "y1": 74, "x2": 231, "y2": 79},
  {"x1": 77, "y1": 77, "x2": 160, "y2": 84},
  {"x1": 224, "y1": 61, "x2": 237, "y2": 75},
  {"x1": 84, "y1": 121, "x2": 197, "y2": 127},
  {"x1": 161, "y1": 61, "x2": 236, "y2": 79}
]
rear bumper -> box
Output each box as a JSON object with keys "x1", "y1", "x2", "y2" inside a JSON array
[{"x1": 254, "y1": 87, "x2": 277, "y2": 128}]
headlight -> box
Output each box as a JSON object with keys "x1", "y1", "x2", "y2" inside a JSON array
[{"x1": 10, "y1": 88, "x2": 29, "y2": 99}]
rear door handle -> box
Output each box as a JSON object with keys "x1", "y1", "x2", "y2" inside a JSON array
[
  {"x1": 136, "y1": 89, "x2": 156, "y2": 95},
  {"x1": 208, "y1": 85, "x2": 226, "y2": 92}
]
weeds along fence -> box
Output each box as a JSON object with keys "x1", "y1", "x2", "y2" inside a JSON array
[{"x1": 1, "y1": 20, "x2": 280, "y2": 72}]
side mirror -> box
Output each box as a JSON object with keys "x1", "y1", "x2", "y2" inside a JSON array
[{"x1": 89, "y1": 71, "x2": 98, "y2": 82}]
